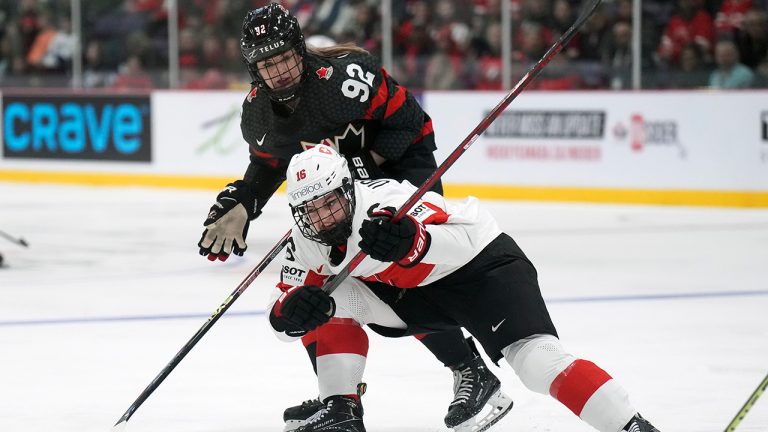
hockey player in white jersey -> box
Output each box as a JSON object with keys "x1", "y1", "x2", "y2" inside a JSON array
[{"x1": 268, "y1": 145, "x2": 660, "y2": 432}]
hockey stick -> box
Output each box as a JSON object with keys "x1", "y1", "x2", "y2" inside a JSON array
[
  {"x1": 0, "y1": 230, "x2": 29, "y2": 247},
  {"x1": 723, "y1": 371, "x2": 768, "y2": 432},
  {"x1": 323, "y1": 0, "x2": 603, "y2": 296},
  {"x1": 111, "y1": 229, "x2": 292, "y2": 431}
]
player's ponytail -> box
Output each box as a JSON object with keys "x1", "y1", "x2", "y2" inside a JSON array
[{"x1": 306, "y1": 42, "x2": 369, "y2": 58}]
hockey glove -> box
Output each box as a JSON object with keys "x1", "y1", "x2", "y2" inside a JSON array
[
  {"x1": 346, "y1": 149, "x2": 385, "y2": 180},
  {"x1": 198, "y1": 180, "x2": 258, "y2": 261},
  {"x1": 358, "y1": 207, "x2": 431, "y2": 267},
  {"x1": 272, "y1": 285, "x2": 335, "y2": 331}
]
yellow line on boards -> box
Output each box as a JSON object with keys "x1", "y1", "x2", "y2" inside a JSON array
[
  {"x1": 444, "y1": 184, "x2": 768, "y2": 208},
  {"x1": 2, "y1": 170, "x2": 768, "y2": 208}
]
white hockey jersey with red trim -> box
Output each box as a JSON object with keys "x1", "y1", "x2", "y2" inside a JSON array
[{"x1": 278, "y1": 178, "x2": 502, "y2": 290}]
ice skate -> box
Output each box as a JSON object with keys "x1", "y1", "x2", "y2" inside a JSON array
[
  {"x1": 295, "y1": 395, "x2": 365, "y2": 432},
  {"x1": 445, "y1": 338, "x2": 513, "y2": 432},
  {"x1": 622, "y1": 413, "x2": 660, "y2": 432},
  {"x1": 283, "y1": 397, "x2": 324, "y2": 432}
]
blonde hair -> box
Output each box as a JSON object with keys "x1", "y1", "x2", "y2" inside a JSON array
[{"x1": 306, "y1": 42, "x2": 369, "y2": 58}]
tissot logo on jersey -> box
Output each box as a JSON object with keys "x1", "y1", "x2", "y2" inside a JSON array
[
  {"x1": 282, "y1": 265, "x2": 306, "y2": 286},
  {"x1": 409, "y1": 203, "x2": 436, "y2": 221}
]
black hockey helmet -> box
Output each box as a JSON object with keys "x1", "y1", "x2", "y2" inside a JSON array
[{"x1": 240, "y1": 4, "x2": 307, "y2": 103}]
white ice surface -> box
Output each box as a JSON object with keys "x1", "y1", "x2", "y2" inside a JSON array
[{"x1": 1, "y1": 183, "x2": 767, "y2": 432}]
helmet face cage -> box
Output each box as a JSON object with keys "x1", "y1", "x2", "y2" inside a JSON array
[
  {"x1": 291, "y1": 181, "x2": 355, "y2": 247},
  {"x1": 240, "y1": 4, "x2": 307, "y2": 103}
]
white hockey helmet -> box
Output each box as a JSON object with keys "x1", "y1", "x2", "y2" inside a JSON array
[{"x1": 286, "y1": 145, "x2": 355, "y2": 246}]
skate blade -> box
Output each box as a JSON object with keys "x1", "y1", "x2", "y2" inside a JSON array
[
  {"x1": 283, "y1": 419, "x2": 305, "y2": 432},
  {"x1": 452, "y1": 389, "x2": 513, "y2": 432}
]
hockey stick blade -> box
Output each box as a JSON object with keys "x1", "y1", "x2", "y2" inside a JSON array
[
  {"x1": 0, "y1": 230, "x2": 29, "y2": 247},
  {"x1": 322, "y1": 0, "x2": 603, "y2": 296},
  {"x1": 111, "y1": 230, "x2": 292, "y2": 430}
]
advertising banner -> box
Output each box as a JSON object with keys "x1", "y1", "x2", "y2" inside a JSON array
[
  {"x1": 151, "y1": 91, "x2": 250, "y2": 176},
  {"x1": 2, "y1": 94, "x2": 151, "y2": 162},
  {"x1": 424, "y1": 91, "x2": 768, "y2": 191}
]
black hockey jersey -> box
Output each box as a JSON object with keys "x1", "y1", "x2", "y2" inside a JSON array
[{"x1": 239, "y1": 51, "x2": 438, "y2": 217}]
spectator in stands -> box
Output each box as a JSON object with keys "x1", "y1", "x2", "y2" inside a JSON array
[
  {"x1": 657, "y1": 0, "x2": 715, "y2": 66},
  {"x1": 668, "y1": 43, "x2": 711, "y2": 88},
  {"x1": 424, "y1": 26, "x2": 462, "y2": 89},
  {"x1": 475, "y1": 22, "x2": 503, "y2": 90},
  {"x1": 178, "y1": 28, "x2": 201, "y2": 70},
  {"x1": 112, "y1": 55, "x2": 154, "y2": 89},
  {"x1": 575, "y1": 3, "x2": 610, "y2": 61},
  {"x1": 734, "y1": 9, "x2": 768, "y2": 68},
  {"x1": 17, "y1": 0, "x2": 41, "y2": 65},
  {"x1": 709, "y1": 38, "x2": 755, "y2": 88},
  {"x1": 552, "y1": 0, "x2": 581, "y2": 59},
  {"x1": 514, "y1": 21, "x2": 548, "y2": 64},
  {"x1": 83, "y1": 40, "x2": 114, "y2": 88},
  {"x1": 0, "y1": 8, "x2": 10, "y2": 79},
  {"x1": 715, "y1": 0, "x2": 753, "y2": 34},
  {"x1": 603, "y1": 21, "x2": 633, "y2": 89},
  {"x1": 753, "y1": 56, "x2": 768, "y2": 87}
]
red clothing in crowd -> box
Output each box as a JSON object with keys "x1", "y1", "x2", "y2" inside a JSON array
[
  {"x1": 658, "y1": 9, "x2": 715, "y2": 64},
  {"x1": 715, "y1": 0, "x2": 753, "y2": 33}
]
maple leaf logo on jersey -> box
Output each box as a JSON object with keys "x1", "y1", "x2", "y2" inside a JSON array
[
  {"x1": 300, "y1": 123, "x2": 365, "y2": 152},
  {"x1": 315, "y1": 66, "x2": 333, "y2": 80},
  {"x1": 246, "y1": 86, "x2": 258, "y2": 103}
]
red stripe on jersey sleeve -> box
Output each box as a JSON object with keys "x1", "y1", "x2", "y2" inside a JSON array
[
  {"x1": 316, "y1": 320, "x2": 369, "y2": 357},
  {"x1": 301, "y1": 330, "x2": 317, "y2": 347},
  {"x1": 549, "y1": 359, "x2": 612, "y2": 416},
  {"x1": 411, "y1": 118, "x2": 434, "y2": 144},
  {"x1": 249, "y1": 147, "x2": 280, "y2": 168},
  {"x1": 305, "y1": 270, "x2": 328, "y2": 287},
  {"x1": 364, "y1": 69, "x2": 390, "y2": 119},
  {"x1": 360, "y1": 262, "x2": 435, "y2": 288},
  {"x1": 384, "y1": 86, "x2": 407, "y2": 119},
  {"x1": 421, "y1": 202, "x2": 449, "y2": 225},
  {"x1": 276, "y1": 281, "x2": 293, "y2": 292}
]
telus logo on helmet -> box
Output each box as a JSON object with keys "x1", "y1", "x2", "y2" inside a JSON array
[{"x1": 257, "y1": 40, "x2": 286, "y2": 55}]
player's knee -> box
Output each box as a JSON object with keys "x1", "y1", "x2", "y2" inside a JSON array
[{"x1": 503, "y1": 334, "x2": 575, "y2": 395}]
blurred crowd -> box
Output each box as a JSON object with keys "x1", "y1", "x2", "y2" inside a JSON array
[{"x1": 1, "y1": 0, "x2": 767, "y2": 90}]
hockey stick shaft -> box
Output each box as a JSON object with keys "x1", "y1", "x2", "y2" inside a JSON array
[
  {"x1": 111, "y1": 229, "x2": 292, "y2": 430},
  {"x1": 724, "y1": 372, "x2": 768, "y2": 432},
  {"x1": 323, "y1": 0, "x2": 603, "y2": 296},
  {"x1": 0, "y1": 230, "x2": 28, "y2": 247}
]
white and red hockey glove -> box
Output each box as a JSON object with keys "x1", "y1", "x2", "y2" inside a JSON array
[
  {"x1": 271, "y1": 285, "x2": 335, "y2": 332},
  {"x1": 358, "y1": 207, "x2": 431, "y2": 267},
  {"x1": 198, "y1": 180, "x2": 258, "y2": 261}
]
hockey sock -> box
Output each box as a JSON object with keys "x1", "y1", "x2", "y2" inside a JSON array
[
  {"x1": 504, "y1": 334, "x2": 636, "y2": 432},
  {"x1": 415, "y1": 330, "x2": 472, "y2": 368},
  {"x1": 300, "y1": 330, "x2": 319, "y2": 373},
  {"x1": 316, "y1": 318, "x2": 369, "y2": 401}
]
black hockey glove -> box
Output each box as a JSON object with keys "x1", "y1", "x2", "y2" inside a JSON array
[
  {"x1": 358, "y1": 207, "x2": 431, "y2": 267},
  {"x1": 346, "y1": 149, "x2": 385, "y2": 180},
  {"x1": 198, "y1": 180, "x2": 258, "y2": 261},
  {"x1": 272, "y1": 285, "x2": 335, "y2": 331}
]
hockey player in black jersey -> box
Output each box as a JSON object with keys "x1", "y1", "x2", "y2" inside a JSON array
[{"x1": 196, "y1": 4, "x2": 503, "y2": 431}]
